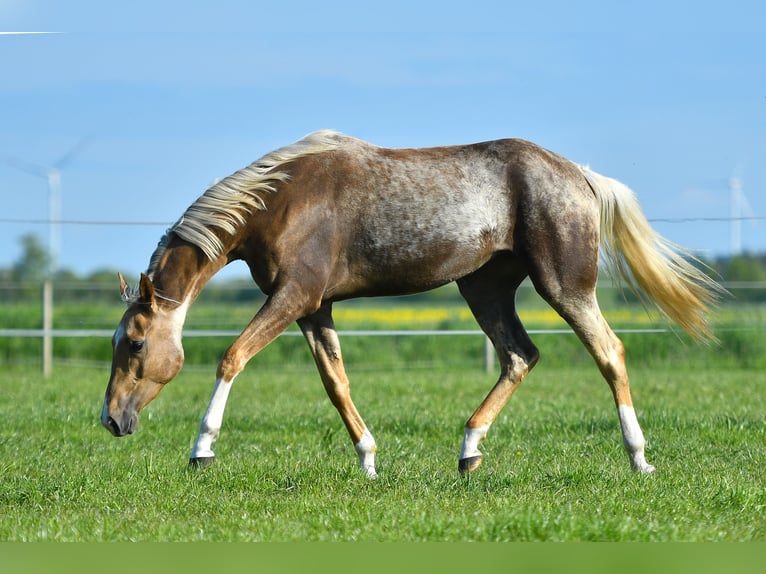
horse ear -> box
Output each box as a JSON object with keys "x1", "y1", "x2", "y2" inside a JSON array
[
  {"x1": 138, "y1": 273, "x2": 158, "y2": 312},
  {"x1": 118, "y1": 272, "x2": 131, "y2": 303}
]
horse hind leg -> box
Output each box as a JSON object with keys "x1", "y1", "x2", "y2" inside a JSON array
[
  {"x1": 456, "y1": 259, "x2": 540, "y2": 476},
  {"x1": 561, "y1": 297, "x2": 654, "y2": 472},
  {"x1": 297, "y1": 304, "x2": 378, "y2": 478},
  {"x1": 532, "y1": 269, "x2": 656, "y2": 473}
]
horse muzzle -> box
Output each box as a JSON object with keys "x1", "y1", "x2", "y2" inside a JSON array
[{"x1": 101, "y1": 402, "x2": 138, "y2": 437}]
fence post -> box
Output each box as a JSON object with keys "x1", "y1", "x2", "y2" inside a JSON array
[
  {"x1": 42, "y1": 280, "x2": 53, "y2": 377},
  {"x1": 483, "y1": 336, "x2": 494, "y2": 374}
]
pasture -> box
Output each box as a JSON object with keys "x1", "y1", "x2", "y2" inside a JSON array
[{"x1": 0, "y1": 308, "x2": 764, "y2": 541}]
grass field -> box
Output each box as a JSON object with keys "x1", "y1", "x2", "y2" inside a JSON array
[
  {"x1": 1, "y1": 286, "x2": 765, "y2": 541},
  {"x1": 1, "y1": 345, "x2": 763, "y2": 541}
]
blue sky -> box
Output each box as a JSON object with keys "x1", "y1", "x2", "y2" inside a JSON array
[{"x1": 1, "y1": 0, "x2": 764, "y2": 281}]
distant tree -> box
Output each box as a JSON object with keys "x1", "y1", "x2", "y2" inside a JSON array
[
  {"x1": 13, "y1": 233, "x2": 51, "y2": 283},
  {"x1": 724, "y1": 254, "x2": 766, "y2": 282},
  {"x1": 722, "y1": 254, "x2": 766, "y2": 303}
]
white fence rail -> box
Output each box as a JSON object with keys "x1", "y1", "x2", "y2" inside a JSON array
[{"x1": 0, "y1": 326, "x2": 674, "y2": 375}]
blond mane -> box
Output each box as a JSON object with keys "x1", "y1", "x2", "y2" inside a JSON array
[{"x1": 149, "y1": 130, "x2": 342, "y2": 270}]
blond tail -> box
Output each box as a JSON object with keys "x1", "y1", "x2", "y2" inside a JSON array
[{"x1": 580, "y1": 166, "x2": 724, "y2": 342}]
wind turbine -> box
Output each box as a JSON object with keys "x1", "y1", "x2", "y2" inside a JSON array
[
  {"x1": 2, "y1": 140, "x2": 87, "y2": 275},
  {"x1": 2, "y1": 140, "x2": 87, "y2": 377},
  {"x1": 728, "y1": 167, "x2": 754, "y2": 257}
]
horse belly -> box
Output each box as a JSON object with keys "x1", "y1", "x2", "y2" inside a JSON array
[{"x1": 349, "y1": 193, "x2": 511, "y2": 294}]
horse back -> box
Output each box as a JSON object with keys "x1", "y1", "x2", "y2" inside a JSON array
[{"x1": 237, "y1": 136, "x2": 594, "y2": 299}]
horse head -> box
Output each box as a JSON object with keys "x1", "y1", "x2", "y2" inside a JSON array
[{"x1": 101, "y1": 273, "x2": 185, "y2": 437}]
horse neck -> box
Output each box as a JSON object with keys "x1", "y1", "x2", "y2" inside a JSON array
[{"x1": 149, "y1": 239, "x2": 226, "y2": 313}]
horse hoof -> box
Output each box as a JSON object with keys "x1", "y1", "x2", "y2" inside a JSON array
[
  {"x1": 629, "y1": 453, "x2": 656, "y2": 474},
  {"x1": 458, "y1": 455, "x2": 483, "y2": 477},
  {"x1": 189, "y1": 456, "x2": 215, "y2": 469},
  {"x1": 633, "y1": 462, "x2": 656, "y2": 474},
  {"x1": 363, "y1": 466, "x2": 378, "y2": 480}
]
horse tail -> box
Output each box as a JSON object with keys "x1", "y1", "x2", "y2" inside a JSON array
[{"x1": 580, "y1": 166, "x2": 724, "y2": 342}]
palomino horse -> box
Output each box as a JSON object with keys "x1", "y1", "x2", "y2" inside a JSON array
[{"x1": 101, "y1": 130, "x2": 720, "y2": 478}]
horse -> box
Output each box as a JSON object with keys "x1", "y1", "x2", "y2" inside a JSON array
[{"x1": 101, "y1": 130, "x2": 721, "y2": 478}]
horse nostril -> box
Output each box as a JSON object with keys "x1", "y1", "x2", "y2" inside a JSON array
[{"x1": 106, "y1": 416, "x2": 122, "y2": 436}]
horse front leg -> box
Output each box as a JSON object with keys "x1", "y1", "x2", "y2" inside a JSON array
[
  {"x1": 189, "y1": 376, "x2": 235, "y2": 467},
  {"x1": 189, "y1": 288, "x2": 313, "y2": 467},
  {"x1": 298, "y1": 305, "x2": 378, "y2": 478}
]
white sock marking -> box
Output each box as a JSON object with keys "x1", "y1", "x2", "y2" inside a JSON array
[
  {"x1": 191, "y1": 377, "x2": 234, "y2": 459},
  {"x1": 354, "y1": 428, "x2": 378, "y2": 479},
  {"x1": 459, "y1": 424, "x2": 490, "y2": 460},
  {"x1": 618, "y1": 404, "x2": 655, "y2": 473}
]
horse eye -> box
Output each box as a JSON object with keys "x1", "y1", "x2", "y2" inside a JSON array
[{"x1": 129, "y1": 340, "x2": 145, "y2": 353}]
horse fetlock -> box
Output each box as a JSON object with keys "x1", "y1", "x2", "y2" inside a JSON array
[
  {"x1": 357, "y1": 451, "x2": 377, "y2": 479},
  {"x1": 354, "y1": 428, "x2": 377, "y2": 479},
  {"x1": 354, "y1": 445, "x2": 377, "y2": 478},
  {"x1": 616, "y1": 405, "x2": 655, "y2": 473},
  {"x1": 457, "y1": 424, "x2": 490, "y2": 476}
]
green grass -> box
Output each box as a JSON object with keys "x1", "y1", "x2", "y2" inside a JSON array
[
  {"x1": 0, "y1": 356, "x2": 763, "y2": 541},
  {"x1": 2, "y1": 287, "x2": 765, "y2": 541}
]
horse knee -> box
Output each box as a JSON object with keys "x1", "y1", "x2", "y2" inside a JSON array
[{"x1": 217, "y1": 348, "x2": 246, "y2": 381}]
